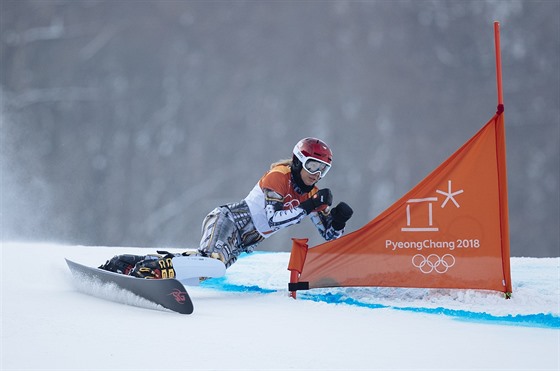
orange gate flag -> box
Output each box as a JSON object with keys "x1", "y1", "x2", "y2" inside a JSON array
[{"x1": 291, "y1": 110, "x2": 512, "y2": 296}]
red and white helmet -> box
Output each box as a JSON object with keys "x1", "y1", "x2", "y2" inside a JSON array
[{"x1": 292, "y1": 137, "x2": 333, "y2": 178}]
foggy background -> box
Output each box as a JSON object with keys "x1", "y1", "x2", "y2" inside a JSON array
[{"x1": 1, "y1": 0, "x2": 558, "y2": 257}]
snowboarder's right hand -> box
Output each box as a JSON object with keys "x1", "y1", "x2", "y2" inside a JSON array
[{"x1": 300, "y1": 188, "x2": 333, "y2": 214}]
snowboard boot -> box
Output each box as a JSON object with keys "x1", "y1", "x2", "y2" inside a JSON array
[
  {"x1": 99, "y1": 254, "x2": 145, "y2": 275},
  {"x1": 130, "y1": 254, "x2": 175, "y2": 279}
]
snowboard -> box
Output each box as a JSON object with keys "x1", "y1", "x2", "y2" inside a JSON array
[{"x1": 66, "y1": 259, "x2": 194, "y2": 314}]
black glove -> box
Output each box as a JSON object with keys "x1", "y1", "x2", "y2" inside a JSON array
[
  {"x1": 299, "y1": 188, "x2": 333, "y2": 214},
  {"x1": 330, "y1": 202, "x2": 353, "y2": 231}
]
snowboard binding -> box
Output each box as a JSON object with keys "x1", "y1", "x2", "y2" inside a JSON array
[
  {"x1": 99, "y1": 254, "x2": 144, "y2": 275},
  {"x1": 130, "y1": 253, "x2": 176, "y2": 279},
  {"x1": 99, "y1": 253, "x2": 176, "y2": 279}
]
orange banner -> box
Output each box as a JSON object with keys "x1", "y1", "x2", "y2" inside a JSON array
[{"x1": 294, "y1": 112, "x2": 512, "y2": 295}]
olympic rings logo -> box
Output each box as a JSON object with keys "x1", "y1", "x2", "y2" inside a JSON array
[{"x1": 412, "y1": 254, "x2": 455, "y2": 274}]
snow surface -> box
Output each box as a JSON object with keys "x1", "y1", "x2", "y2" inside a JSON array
[{"x1": 1, "y1": 242, "x2": 559, "y2": 370}]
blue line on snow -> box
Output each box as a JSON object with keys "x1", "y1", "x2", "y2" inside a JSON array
[
  {"x1": 298, "y1": 291, "x2": 559, "y2": 329},
  {"x1": 201, "y1": 278, "x2": 559, "y2": 329},
  {"x1": 201, "y1": 277, "x2": 276, "y2": 294}
]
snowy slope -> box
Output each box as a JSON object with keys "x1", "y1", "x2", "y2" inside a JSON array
[{"x1": 1, "y1": 242, "x2": 559, "y2": 370}]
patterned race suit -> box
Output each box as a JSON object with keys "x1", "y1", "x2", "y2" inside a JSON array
[{"x1": 199, "y1": 164, "x2": 343, "y2": 267}]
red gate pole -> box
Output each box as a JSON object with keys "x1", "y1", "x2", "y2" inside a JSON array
[
  {"x1": 494, "y1": 21, "x2": 504, "y2": 111},
  {"x1": 287, "y1": 238, "x2": 309, "y2": 299},
  {"x1": 493, "y1": 21, "x2": 512, "y2": 297}
]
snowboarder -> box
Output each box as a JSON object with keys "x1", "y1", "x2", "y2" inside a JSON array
[{"x1": 99, "y1": 137, "x2": 353, "y2": 278}]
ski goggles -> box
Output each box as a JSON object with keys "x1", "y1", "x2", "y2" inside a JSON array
[{"x1": 303, "y1": 158, "x2": 331, "y2": 177}]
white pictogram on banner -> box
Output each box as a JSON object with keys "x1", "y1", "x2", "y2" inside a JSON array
[
  {"x1": 402, "y1": 197, "x2": 438, "y2": 232},
  {"x1": 401, "y1": 180, "x2": 464, "y2": 232},
  {"x1": 436, "y1": 180, "x2": 464, "y2": 208}
]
